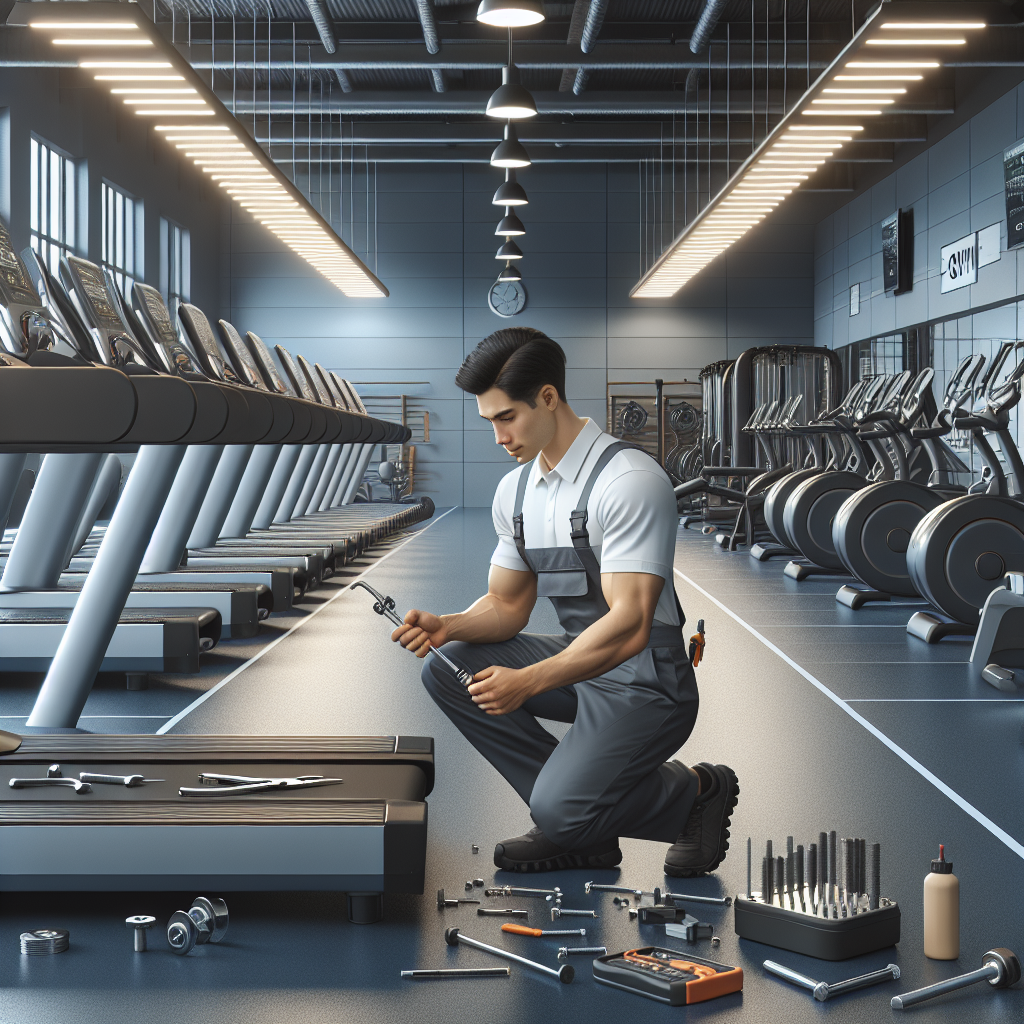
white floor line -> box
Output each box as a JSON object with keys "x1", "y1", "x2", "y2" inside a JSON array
[
  {"x1": 845, "y1": 698, "x2": 1024, "y2": 703},
  {"x1": 674, "y1": 566, "x2": 1024, "y2": 862},
  {"x1": 156, "y1": 506, "x2": 458, "y2": 735},
  {"x1": 1, "y1": 714, "x2": 169, "y2": 719},
  {"x1": 747, "y1": 624, "x2": 909, "y2": 628},
  {"x1": 802, "y1": 660, "x2": 970, "y2": 665}
]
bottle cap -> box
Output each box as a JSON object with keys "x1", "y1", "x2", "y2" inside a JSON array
[{"x1": 930, "y1": 843, "x2": 953, "y2": 874}]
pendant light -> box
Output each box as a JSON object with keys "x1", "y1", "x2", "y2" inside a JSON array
[
  {"x1": 495, "y1": 208, "x2": 526, "y2": 236},
  {"x1": 486, "y1": 65, "x2": 537, "y2": 119},
  {"x1": 498, "y1": 262, "x2": 523, "y2": 282},
  {"x1": 491, "y1": 122, "x2": 531, "y2": 168},
  {"x1": 496, "y1": 239, "x2": 524, "y2": 260},
  {"x1": 492, "y1": 169, "x2": 528, "y2": 206},
  {"x1": 477, "y1": 0, "x2": 545, "y2": 28}
]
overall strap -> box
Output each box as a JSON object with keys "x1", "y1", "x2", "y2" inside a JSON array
[{"x1": 511, "y1": 458, "x2": 536, "y2": 572}]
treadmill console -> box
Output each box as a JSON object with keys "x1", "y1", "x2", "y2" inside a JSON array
[
  {"x1": 177, "y1": 303, "x2": 244, "y2": 386},
  {"x1": 317, "y1": 365, "x2": 350, "y2": 410},
  {"x1": 217, "y1": 319, "x2": 268, "y2": 391},
  {"x1": 132, "y1": 283, "x2": 206, "y2": 377},
  {"x1": 245, "y1": 331, "x2": 291, "y2": 396},
  {"x1": 297, "y1": 353, "x2": 334, "y2": 406},
  {"x1": 276, "y1": 344, "x2": 318, "y2": 402}
]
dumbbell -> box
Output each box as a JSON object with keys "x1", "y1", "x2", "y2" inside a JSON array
[{"x1": 166, "y1": 897, "x2": 230, "y2": 956}]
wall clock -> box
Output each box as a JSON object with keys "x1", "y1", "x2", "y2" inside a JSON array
[{"x1": 488, "y1": 279, "x2": 527, "y2": 317}]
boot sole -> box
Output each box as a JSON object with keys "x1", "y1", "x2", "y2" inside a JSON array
[
  {"x1": 494, "y1": 846, "x2": 623, "y2": 873},
  {"x1": 663, "y1": 767, "x2": 740, "y2": 878}
]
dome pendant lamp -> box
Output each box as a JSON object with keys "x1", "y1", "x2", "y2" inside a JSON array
[
  {"x1": 495, "y1": 208, "x2": 526, "y2": 236},
  {"x1": 476, "y1": 0, "x2": 545, "y2": 28},
  {"x1": 491, "y1": 122, "x2": 531, "y2": 168},
  {"x1": 496, "y1": 239, "x2": 524, "y2": 260},
  {"x1": 492, "y1": 169, "x2": 528, "y2": 206},
  {"x1": 498, "y1": 261, "x2": 523, "y2": 282},
  {"x1": 486, "y1": 65, "x2": 537, "y2": 120}
]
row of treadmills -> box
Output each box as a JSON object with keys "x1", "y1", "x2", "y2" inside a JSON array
[{"x1": 0, "y1": 216, "x2": 435, "y2": 922}]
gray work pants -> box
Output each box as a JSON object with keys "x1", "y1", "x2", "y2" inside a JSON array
[{"x1": 421, "y1": 632, "x2": 700, "y2": 850}]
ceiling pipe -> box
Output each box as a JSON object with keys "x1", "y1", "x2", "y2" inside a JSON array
[
  {"x1": 415, "y1": 0, "x2": 441, "y2": 55},
  {"x1": 579, "y1": 0, "x2": 607, "y2": 54},
  {"x1": 572, "y1": 68, "x2": 589, "y2": 95},
  {"x1": 559, "y1": 0, "x2": 589, "y2": 92},
  {"x1": 303, "y1": 0, "x2": 337, "y2": 55},
  {"x1": 335, "y1": 68, "x2": 354, "y2": 92},
  {"x1": 685, "y1": 0, "x2": 727, "y2": 103},
  {"x1": 430, "y1": 68, "x2": 446, "y2": 92}
]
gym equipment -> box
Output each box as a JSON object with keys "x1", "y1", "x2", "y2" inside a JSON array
[
  {"x1": 354, "y1": 580, "x2": 476, "y2": 688},
  {"x1": 593, "y1": 947, "x2": 743, "y2": 1005},
  {"x1": 763, "y1": 959, "x2": 899, "y2": 1001},
  {"x1": 20, "y1": 928, "x2": 70, "y2": 955},
  {"x1": 126, "y1": 915, "x2": 156, "y2": 951},
  {"x1": 906, "y1": 342, "x2": 1024, "y2": 641},
  {"x1": 970, "y1": 571, "x2": 1024, "y2": 689},
  {"x1": 444, "y1": 926, "x2": 575, "y2": 983},
  {"x1": 891, "y1": 947, "x2": 1021, "y2": 1010}
]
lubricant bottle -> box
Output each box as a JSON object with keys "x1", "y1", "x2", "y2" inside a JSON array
[{"x1": 923, "y1": 844, "x2": 959, "y2": 960}]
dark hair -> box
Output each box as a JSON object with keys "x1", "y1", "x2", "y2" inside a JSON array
[{"x1": 455, "y1": 327, "x2": 567, "y2": 406}]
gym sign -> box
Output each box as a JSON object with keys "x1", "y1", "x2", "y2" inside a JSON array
[{"x1": 940, "y1": 233, "x2": 977, "y2": 293}]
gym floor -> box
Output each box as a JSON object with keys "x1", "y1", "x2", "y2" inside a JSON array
[{"x1": 1, "y1": 507, "x2": 1022, "y2": 1024}]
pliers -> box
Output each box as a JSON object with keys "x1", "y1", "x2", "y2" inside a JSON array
[{"x1": 178, "y1": 773, "x2": 344, "y2": 797}]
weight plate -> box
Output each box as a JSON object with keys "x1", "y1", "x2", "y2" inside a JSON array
[
  {"x1": 763, "y1": 469, "x2": 819, "y2": 547},
  {"x1": 907, "y1": 496, "x2": 1024, "y2": 624},
  {"x1": 784, "y1": 472, "x2": 868, "y2": 569},
  {"x1": 832, "y1": 481, "x2": 945, "y2": 596}
]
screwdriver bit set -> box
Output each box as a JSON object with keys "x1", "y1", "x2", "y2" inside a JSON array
[{"x1": 733, "y1": 832, "x2": 901, "y2": 960}]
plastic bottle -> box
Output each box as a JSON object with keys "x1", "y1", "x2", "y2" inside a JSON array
[{"x1": 923, "y1": 844, "x2": 959, "y2": 960}]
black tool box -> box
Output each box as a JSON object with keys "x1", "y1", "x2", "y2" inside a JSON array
[{"x1": 593, "y1": 946, "x2": 744, "y2": 1006}]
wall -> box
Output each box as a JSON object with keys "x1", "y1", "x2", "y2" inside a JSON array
[
  {"x1": 814, "y1": 81, "x2": 1024, "y2": 349},
  {"x1": 228, "y1": 162, "x2": 817, "y2": 507},
  {"x1": 0, "y1": 67, "x2": 224, "y2": 314}
]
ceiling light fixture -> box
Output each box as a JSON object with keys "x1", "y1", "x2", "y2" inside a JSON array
[
  {"x1": 476, "y1": 0, "x2": 545, "y2": 28},
  {"x1": 491, "y1": 122, "x2": 531, "y2": 167},
  {"x1": 495, "y1": 209, "x2": 526, "y2": 236},
  {"x1": 498, "y1": 262, "x2": 522, "y2": 282},
  {"x1": 492, "y1": 169, "x2": 528, "y2": 206},
  {"x1": 496, "y1": 239, "x2": 524, "y2": 260},
  {"x1": 486, "y1": 64, "x2": 537, "y2": 119}
]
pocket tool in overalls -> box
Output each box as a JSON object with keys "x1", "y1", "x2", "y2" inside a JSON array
[
  {"x1": 512, "y1": 442, "x2": 690, "y2": 652},
  {"x1": 353, "y1": 580, "x2": 476, "y2": 688},
  {"x1": 179, "y1": 774, "x2": 345, "y2": 797}
]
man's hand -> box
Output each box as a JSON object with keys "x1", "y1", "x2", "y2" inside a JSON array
[
  {"x1": 391, "y1": 609, "x2": 448, "y2": 659},
  {"x1": 468, "y1": 664, "x2": 538, "y2": 715}
]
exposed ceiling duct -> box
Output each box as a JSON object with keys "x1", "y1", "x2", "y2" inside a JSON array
[
  {"x1": 415, "y1": 0, "x2": 440, "y2": 56},
  {"x1": 579, "y1": 0, "x2": 607, "y2": 55},
  {"x1": 302, "y1": 0, "x2": 336, "y2": 55}
]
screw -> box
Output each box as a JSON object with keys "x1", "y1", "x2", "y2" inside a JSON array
[
  {"x1": 473, "y1": 879, "x2": 485, "y2": 887},
  {"x1": 585, "y1": 882, "x2": 643, "y2": 897},
  {"x1": 486, "y1": 885, "x2": 560, "y2": 898},
  {"x1": 477, "y1": 908, "x2": 529, "y2": 917},
  {"x1": 465, "y1": 881, "x2": 474, "y2": 891},
  {"x1": 437, "y1": 889, "x2": 481, "y2": 909},
  {"x1": 558, "y1": 945, "x2": 608, "y2": 959},
  {"x1": 471, "y1": 845, "x2": 479, "y2": 854},
  {"x1": 551, "y1": 907, "x2": 598, "y2": 920},
  {"x1": 125, "y1": 915, "x2": 155, "y2": 952}
]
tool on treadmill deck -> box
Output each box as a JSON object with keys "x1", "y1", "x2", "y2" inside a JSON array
[
  {"x1": 688, "y1": 619, "x2": 706, "y2": 667},
  {"x1": 485, "y1": 885, "x2": 560, "y2": 899},
  {"x1": 20, "y1": 929, "x2": 70, "y2": 955},
  {"x1": 9, "y1": 776, "x2": 91, "y2": 793},
  {"x1": 501, "y1": 924, "x2": 586, "y2": 937},
  {"x1": 167, "y1": 897, "x2": 229, "y2": 955},
  {"x1": 764, "y1": 959, "x2": 899, "y2": 1001},
  {"x1": 437, "y1": 889, "x2": 481, "y2": 909},
  {"x1": 81, "y1": 773, "x2": 165, "y2": 787},
  {"x1": 477, "y1": 908, "x2": 527, "y2": 918},
  {"x1": 353, "y1": 580, "x2": 476, "y2": 688},
  {"x1": 892, "y1": 948, "x2": 1021, "y2": 1010},
  {"x1": 559, "y1": 945, "x2": 607, "y2": 958},
  {"x1": 594, "y1": 946, "x2": 743, "y2": 1005},
  {"x1": 666, "y1": 915, "x2": 715, "y2": 942},
  {"x1": 445, "y1": 927, "x2": 575, "y2": 983},
  {"x1": 126, "y1": 916, "x2": 156, "y2": 952},
  {"x1": 178, "y1": 773, "x2": 344, "y2": 797},
  {"x1": 401, "y1": 967, "x2": 510, "y2": 979},
  {"x1": 551, "y1": 907, "x2": 598, "y2": 920}
]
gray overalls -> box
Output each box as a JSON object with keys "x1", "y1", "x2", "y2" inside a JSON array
[{"x1": 421, "y1": 443, "x2": 701, "y2": 851}]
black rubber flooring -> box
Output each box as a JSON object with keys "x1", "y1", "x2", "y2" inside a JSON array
[{"x1": 1, "y1": 508, "x2": 1023, "y2": 1024}]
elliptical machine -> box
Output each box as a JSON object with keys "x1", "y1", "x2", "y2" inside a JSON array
[{"x1": 905, "y1": 342, "x2": 1024, "y2": 642}]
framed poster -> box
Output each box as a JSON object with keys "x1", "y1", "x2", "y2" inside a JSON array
[
  {"x1": 881, "y1": 208, "x2": 913, "y2": 294},
  {"x1": 1003, "y1": 137, "x2": 1024, "y2": 250}
]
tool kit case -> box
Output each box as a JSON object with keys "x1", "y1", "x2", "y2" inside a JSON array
[
  {"x1": 593, "y1": 946, "x2": 744, "y2": 1005},
  {"x1": 734, "y1": 895, "x2": 901, "y2": 960}
]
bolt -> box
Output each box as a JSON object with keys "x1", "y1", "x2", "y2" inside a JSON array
[
  {"x1": 465, "y1": 881, "x2": 474, "y2": 891},
  {"x1": 477, "y1": 908, "x2": 529, "y2": 917},
  {"x1": 711, "y1": 936, "x2": 721, "y2": 946},
  {"x1": 584, "y1": 882, "x2": 643, "y2": 897},
  {"x1": 471, "y1": 845, "x2": 479, "y2": 854},
  {"x1": 437, "y1": 888, "x2": 481, "y2": 909},
  {"x1": 558, "y1": 946, "x2": 608, "y2": 959},
  {"x1": 628, "y1": 908, "x2": 638, "y2": 920},
  {"x1": 486, "y1": 885, "x2": 560, "y2": 898},
  {"x1": 46, "y1": 764, "x2": 62, "y2": 778},
  {"x1": 125, "y1": 915, "x2": 155, "y2": 952},
  {"x1": 473, "y1": 879, "x2": 485, "y2": 887},
  {"x1": 551, "y1": 907, "x2": 598, "y2": 920}
]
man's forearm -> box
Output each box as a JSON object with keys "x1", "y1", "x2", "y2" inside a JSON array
[{"x1": 441, "y1": 594, "x2": 528, "y2": 645}]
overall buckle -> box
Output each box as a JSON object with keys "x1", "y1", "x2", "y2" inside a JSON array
[{"x1": 569, "y1": 509, "x2": 589, "y2": 542}]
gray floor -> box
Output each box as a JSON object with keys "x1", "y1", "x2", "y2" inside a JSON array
[{"x1": 1, "y1": 507, "x2": 1023, "y2": 1023}]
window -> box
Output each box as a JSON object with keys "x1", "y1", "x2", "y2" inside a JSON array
[
  {"x1": 30, "y1": 136, "x2": 76, "y2": 275},
  {"x1": 101, "y1": 181, "x2": 141, "y2": 295},
  {"x1": 160, "y1": 217, "x2": 189, "y2": 313}
]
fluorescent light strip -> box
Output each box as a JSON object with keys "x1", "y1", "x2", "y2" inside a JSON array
[
  {"x1": 53, "y1": 38, "x2": 154, "y2": 46},
  {"x1": 845, "y1": 61, "x2": 939, "y2": 67},
  {"x1": 111, "y1": 87, "x2": 197, "y2": 94},
  {"x1": 822, "y1": 87, "x2": 906, "y2": 93},
  {"x1": 834, "y1": 74, "x2": 922, "y2": 80},
  {"x1": 80, "y1": 61, "x2": 172, "y2": 68},
  {"x1": 30, "y1": 21, "x2": 139, "y2": 29},
  {"x1": 880, "y1": 22, "x2": 985, "y2": 30},
  {"x1": 803, "y1": 109, "x2": 882, "y2": 116},
  {"x1": 866, "y1": 38, "x2": 964, "y2": 45},
  {"x1": 135, "y1": 109, "x2": 215, "y2": 116},
  {"x1": 96, "y1": 75, "x2": 185, "y2": 81}
]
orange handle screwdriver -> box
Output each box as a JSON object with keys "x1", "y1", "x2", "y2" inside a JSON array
[{"x1": 501, "y1": 923, "x2": 587, "y2": 937}]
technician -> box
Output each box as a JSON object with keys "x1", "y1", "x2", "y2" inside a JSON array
[{"x1": 393, "y1": 328, "x2": 738, "y2": 876}]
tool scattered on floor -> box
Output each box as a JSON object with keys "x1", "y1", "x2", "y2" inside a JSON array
[
  {"x1": 688, "y1": 619, "x2": 707, "y2": 667},
  {"x1": 401, "y1": 967, "x2": 509, "y2": 979},
  {"x1": 583, "y1": 881, "x2": 729, "y2": 906},
  {"x1": 20, "y1": 929, "x2": 69, "y2": 955},
  {"x1": 478, "y1": 908, "x2": 528, "y2": 918},
  {"x1": 166, "y1": 897, "x2": 229, "y2": 955},
  {"x1": 445, "y1": 927, "x2": 574, "y2": 983},
  {"x1": 666, "y1": 915, "x2": 715, "y2": 942},
  {"x1": 473, "y1": 879, "x2": 485, "y2": 887},
  {"x1": 354, "y1": 580, "x2": 476, "y2": 688},
  {"x1": 593, "y1": 946, "x2": 743, "y2": 1005},
  {"x1": 80, "y1": 773, "x2": 164, "y2": 787},
  {"x1": 763, "y1": 959, "x2": 900, "y2": 1001},
  {"x1": 485, "y1": 885, "x2": 560, "y2": 900},
  {"x1": 437, "y1": 889, "x2": 481, "y2": 909},
  {"x1": 9, "y1": 775, "x2": 91, "y2": 793},
  {"x1": 613, "y1": 897, "x2": 631, "y2": 907},
  {"x1": 126, "y1": 916, "x2": 156, "y2": 952},
  {"x1": 891, "y1": 948, "x2": 1021, "y2": 1010},
  {"x1": 501, "y1": 924, "x2": 586, "y2": 937},
  {"x1": 558, "y1": 945, "x2": 607, "y2": 959},
  {"x1": 551, "y1": 907, "x2": 598, "y2": 920},
  {"x1": 178, "y1": 773, "x2": 344, "y2": 797}
]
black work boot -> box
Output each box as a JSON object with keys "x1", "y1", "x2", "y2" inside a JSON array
[
  {"x1": 663, "y1": 763, "x2": 739, "y2": 877},
  {"x1": 494, "y1": 826, "x2": 622, "y2": 873}
]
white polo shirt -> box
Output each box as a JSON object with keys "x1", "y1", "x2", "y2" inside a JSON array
[{"x1": 490, "y1": 417, "x2": 681, "y2": 627}]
